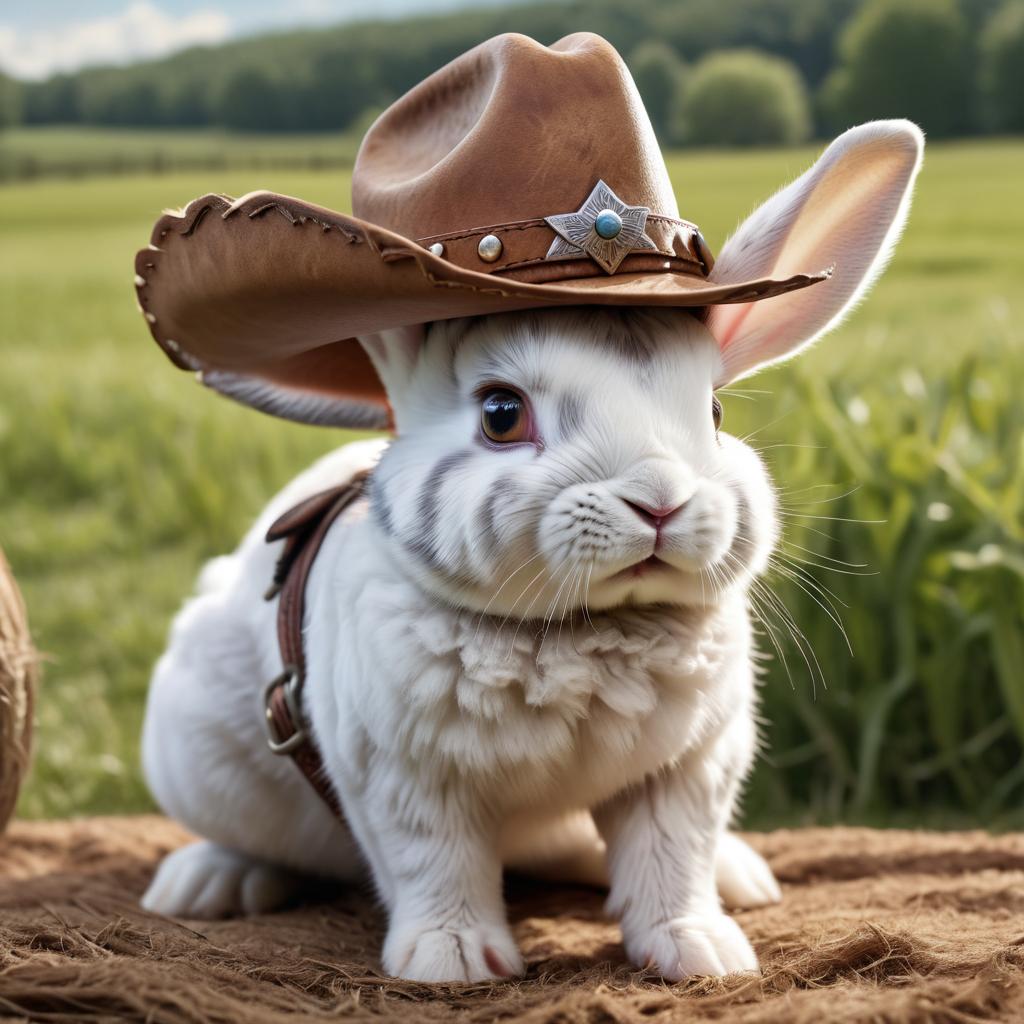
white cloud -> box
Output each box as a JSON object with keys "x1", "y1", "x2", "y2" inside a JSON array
[{"x1": 0, "y1": 2, "x2": 232, "y2": 80}]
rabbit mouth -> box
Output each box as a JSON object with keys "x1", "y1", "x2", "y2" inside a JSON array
[{"x1": 613, "y1": 555, "x2": 673, "y2": 580}]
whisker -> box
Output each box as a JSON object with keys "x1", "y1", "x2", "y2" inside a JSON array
[
  {"x1": 751, "y1": 442, "x2": 827, "y2": 453},
  {"x1": 780, "y1": 511, "x2": 886, "y2": 525},
  {"x1": 473, "y1": 551, "x2": 544, "y2": 634},
  {"x1": 776, "y1": 552, "x2": 877, "y2": 578},
  {"x1": 535, "y1": 558, "x2": 581, "y2": 661},
  {"x1": 781, "y1": 539, "x2": 869, "y2": 569},
  {"x1": 500, "y1": 562, "x2": 555, "y2": 658},
  {"x1": 769, "y1": 559, "x2": 853, "y2": 658},
  {"x1": 736, "y1": 550, "x2": 826, "y2": 695},
  {"x1": 770, "y1": 555, "x2": 848, "y2": 618},
  {"x1": 581, "y1": 560, "x2": 598, "y2": 633},
  {"x1": 785, "y1": 521, "x2": 842, "y2": 545},
  {"x1": 793, "y1": 564, "x2": 854, "y2": 624},
  {"x1": 738, "y1": 411, "x2": 795, "y2": 444},
  {"x1": 719, "y1": 386, "x2": 772, "y2": 397},
  {"x1": 757, "y1": 578, "x2": 826, "y2": 696},
  {"x1": 556, "y1": 562, "x2": 587, "y2": 656},
  {"x1": 777, "y1": 484, "x2": 864, "y2": 506},
  {"x1": 744, "y1": 577, "x2": 797, "y2": 692},
  {"x1": 541, "y1": 557, "x2": 580, "y2": 634}
]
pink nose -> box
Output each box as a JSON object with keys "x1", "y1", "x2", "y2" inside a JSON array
[{"x1": 622, "y1": 498, "x2": 687, "y2": 529}]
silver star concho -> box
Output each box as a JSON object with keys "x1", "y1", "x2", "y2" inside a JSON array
[{"x1": 544, "y1": 180, "x2": 657, "y2": 274}]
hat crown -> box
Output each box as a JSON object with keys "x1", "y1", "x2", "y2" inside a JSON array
[{"x1": 352, "y1": 32, "x2": 680, "y2": 240}]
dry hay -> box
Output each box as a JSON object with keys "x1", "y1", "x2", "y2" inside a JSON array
[
  {"x1": 0, "y1": 550, "x2": 34, "y2": 831},
  {"x1": 0, "y1": 818, "x2": 1021, "y2": 1023}
]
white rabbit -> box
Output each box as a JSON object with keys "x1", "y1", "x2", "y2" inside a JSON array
[{"x1": 141, "y1": 121, "x2": 922, "y2": 983}]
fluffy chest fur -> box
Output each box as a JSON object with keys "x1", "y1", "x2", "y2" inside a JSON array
[{"x1": 305, "y1": 508, "x2": 755, "y2": 814}]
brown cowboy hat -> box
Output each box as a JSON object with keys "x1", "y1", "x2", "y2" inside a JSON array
[{"x1": 135, "y1": 32, "x2": 829, "y2": 429}]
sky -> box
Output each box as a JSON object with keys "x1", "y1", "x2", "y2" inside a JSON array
[{"x1": 0, "y1": 0, "x2": 519, "y2": 80}]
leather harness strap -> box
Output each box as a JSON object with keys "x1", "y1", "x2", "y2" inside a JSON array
[{"x1": 260, "y1": 472, "x2": 369, "y2": 818}]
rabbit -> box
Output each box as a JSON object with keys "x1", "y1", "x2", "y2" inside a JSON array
[{"x1": 140, "y1": 121, "x2": 923, "y2": 983}]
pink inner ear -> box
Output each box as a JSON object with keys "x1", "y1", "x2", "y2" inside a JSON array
[
  {"x1": 714, "y1": 259, "x2": 837, "y2": 366},
  {"x1": 713, "y1": 301, "x2": 758, "y2": 354}
]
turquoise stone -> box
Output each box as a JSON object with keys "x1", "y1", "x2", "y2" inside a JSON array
[{"x1": 594, "y1": 208, "x2": 622, "y2": 239}]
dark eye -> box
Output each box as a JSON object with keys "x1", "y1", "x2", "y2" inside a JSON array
[
  {"x1": 481, "y1": 388, "x2": 529, "y2": 443},
  {"x1": 712, "y1": 395, "x2": 723, "y2": 431}
]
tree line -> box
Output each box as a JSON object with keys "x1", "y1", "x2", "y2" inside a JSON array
[{"x1": 1, "y1": 0, "x2": 1022, "y2": 144}]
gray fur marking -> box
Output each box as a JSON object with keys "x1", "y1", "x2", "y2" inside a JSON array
[
  {"x1": 477, "y1": 475, "x2": 517, "y2": 555},
  {"x1": 557, "y1": 391, "x2": 585, "y2": 440},
  {"x1": 408, "y1": 448, "x2": 475, "y2": 579},
  {"x1": 369, "y1": 473, "x2": 395, "y2": 536}
]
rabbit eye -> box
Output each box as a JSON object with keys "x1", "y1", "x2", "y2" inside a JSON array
[
  {"x1": 712, "y1": 395, "x2": 723, "y2": 432},
  {"x1": 481, "y1": 388, "x2": 529, "y2": 444}
]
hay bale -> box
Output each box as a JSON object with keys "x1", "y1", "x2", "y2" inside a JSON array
[{"x1": 0, "y1": 549, "x2": 35, "y2": 830}]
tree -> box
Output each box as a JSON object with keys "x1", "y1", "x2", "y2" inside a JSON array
[
  {"x1": 821, "y1": 0, "x2": 973, "y2": 137},
  {"x1": 21, "y1": 74, "x2": 79, "y2": 124},
  {"x1": 215, "y1": 68, "x2": 287, "y2": 132},
  {"x1": 297, "y1": 48, "x2": 383, "y2": 132},
  {"x1": 87, "y1": 79, "x2": 164, "y2": 126},
  {"x1": 649, "y1": 0, "x2": 862, "y2": 88},
  {"x1": 4, "y1": 0, "x2": 1008, "y2": 139},
  {"x1": 676, "y1": 49, "x2": 811, "y2": 146},
  {"x1": 165, "y1": 77, "x2": 212, "y2": 127},
  {"x1": 979, "y1": 1, "x2": 1024, "y2": 131},
  {"x1": 0, "y1": 74, "x2": 19, "y2": 130},
  {"x1": 627, "y1": 41, "x2": 687, "y2": 143}
]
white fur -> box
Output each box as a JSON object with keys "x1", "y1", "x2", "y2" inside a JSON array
[{"x1": 141, "y1": 123, "x2": 921, "y2": 984}]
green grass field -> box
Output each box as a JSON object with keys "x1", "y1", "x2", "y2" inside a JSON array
[
  {"x1": 0, "y1": 126, "x2": 362, "y2": 182},
  {"x1": 1, "y1": 135, "x2": 1022, "y2": 826}
]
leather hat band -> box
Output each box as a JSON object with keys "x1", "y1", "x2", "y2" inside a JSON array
[{"x1": 417, "y1": 212, "x2": 715, "y2": 285}]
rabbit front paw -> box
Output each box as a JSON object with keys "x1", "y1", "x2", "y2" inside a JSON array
[
  {"x1": 141, "y1": 840, "x2": 297, "y2": 919},
  {"x1": 625, "y1": 911, "x2": 758, "y2": 980},
  {"x1": 382, "y1": 917, "x2": 524, "y2": 982}
]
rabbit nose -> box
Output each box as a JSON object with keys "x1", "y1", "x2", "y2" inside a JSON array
[{"x1": 622, "y1": 498, "x2": 687, "y2": 529}]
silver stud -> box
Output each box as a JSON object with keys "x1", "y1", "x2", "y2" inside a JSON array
[
  {"x1": 477, "y1": 234, "x2": 503, "y2": 263},
  {"x1": 428, "y1": 242, "x2": 445, "y2": 257}
]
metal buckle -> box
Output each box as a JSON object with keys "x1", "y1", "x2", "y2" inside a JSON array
[{"x1": 262, "y1": 666, "x2": 307, "y2": 755}]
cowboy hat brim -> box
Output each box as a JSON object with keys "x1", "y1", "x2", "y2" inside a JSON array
[{"x1": 135, "y1": 191, "x2": 830, "y2": 429}]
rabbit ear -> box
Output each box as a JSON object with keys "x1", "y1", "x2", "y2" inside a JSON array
[
  {"x1": 357, "y1": 324, "x2": 427, "y2": 398},
  {"x1": 199, "y1": 368, "x2": 391, "y2": 429},
  {"x1": 707, "y1": 120, "x2": 924, "y2": 386},
  {"x1": 205, "y1": 325, "x2": 426, "y2": 429}
]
